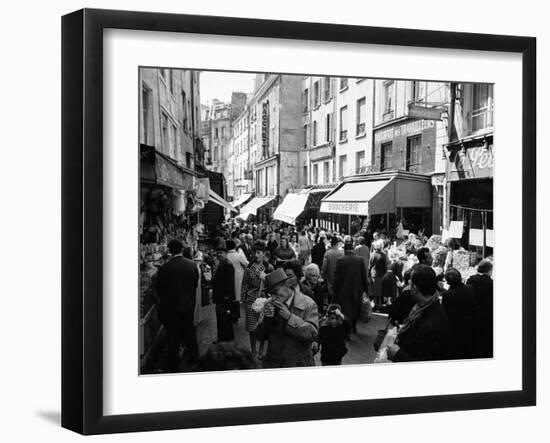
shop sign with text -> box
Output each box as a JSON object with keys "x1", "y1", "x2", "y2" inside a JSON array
[
  {"x1": 448, "y1": 145, "x2": 494, "y2": 181},
  {"x1": 320, "y1": 201, "x2": 369, "y2": 216}
]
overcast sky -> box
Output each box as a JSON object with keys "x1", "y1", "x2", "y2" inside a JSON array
[{"x1": 199, "y1": 71, "x2": 256, "y2": 106}]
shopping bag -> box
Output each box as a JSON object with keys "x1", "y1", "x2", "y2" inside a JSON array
[{"x1": 359, "y1": 292, "x2": 373, "y2": 323}]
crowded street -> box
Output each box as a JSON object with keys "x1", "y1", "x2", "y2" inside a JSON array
[{"x1": 139, "y1": 68, "x2": 494, "y2": 374}]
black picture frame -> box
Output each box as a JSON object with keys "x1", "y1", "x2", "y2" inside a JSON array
[{"x1": 62, "y1": 8, "x2": 536, "y2": 435}]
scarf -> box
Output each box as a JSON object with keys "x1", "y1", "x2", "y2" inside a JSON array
[{"x1": 396, "y1": 292, "x2": 440, "y2": 344}]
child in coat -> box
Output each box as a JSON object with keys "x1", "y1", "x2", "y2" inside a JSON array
[{"x1": 318, "y1": 304, "x2": 352, "y2": 365}]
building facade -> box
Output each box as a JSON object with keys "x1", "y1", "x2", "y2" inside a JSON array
[
  {"x1": 445, "y1": 82, "x2": 494, "y2": 251},
  {"x1": 249, "y1": 74, "x2": 304, "y2": 198},
  {"x1": 231, "y1": 107, "x2": 252, "y2": 198},
  {"x1": 208, "y1": 99, "x2": 231, "y2": 177},
  {"x1": 140, "y1": 68, "x2": 200, "y2": 171},
  {"x1": 334, "y1": 77, "x2": 375, "y2": 180},
  {"x1": 371, "y1": 79, "x2": 450, "y2": 233},
  {"x1": 302, "y1": 75, "x2": 336, "y2": 187}
]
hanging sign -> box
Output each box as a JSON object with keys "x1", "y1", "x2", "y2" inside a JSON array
[{"x1": 448, "y1": 220, "x2": 464, "y2": 238}]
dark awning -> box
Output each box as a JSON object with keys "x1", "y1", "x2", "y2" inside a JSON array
[
  {"x1": 140, "y1": 144, "x2": 194, "y2": 190},
  {"x1": 320, "y1": 170, "x2": 431, "y2": 216}
]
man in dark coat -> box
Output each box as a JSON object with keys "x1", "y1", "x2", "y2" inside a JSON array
[
  {"x1": 321, "y1": 236, "x2": 344, "y2": 302},
  {"x1": 333, "y1": 242, "x2": 368, "y2": 333},
  {"x1": 442, "y1": 268, "x2": 479, "y2": 359},
  {"x1": 387, "y1": 265, "x2": 450, "y2": 362},
  {"x1": 212, "y1": 246, "x2": 236, "y2": 342},
  {"x1": 311, "y1": 234, "x2": 327, "y2": 269},
  {"x1": 156, "y1": 239, "x2": 200, "y2": 371},
  {"x1": 467, "y1": 259, "x2": 494, "y2": 358}
]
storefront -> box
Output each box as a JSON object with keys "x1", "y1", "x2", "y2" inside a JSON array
[
  {"x1": 319, "y1": 170, "x2": 432, "y2": 235},
  {"x1": 445, "y1": 135, "x2": 494, "y2": 255},
  {"x1": 140, "y1": 144, "x2": 196, "y2": 243},
  {"x1": 139, "y1": 144, "x2": 198, "y2": 373}
]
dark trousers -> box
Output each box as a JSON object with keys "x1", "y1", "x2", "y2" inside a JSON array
[
  {"x1": 321, "y1": 358, "x2": 343, "y2": 366},
  {"x1": 215, "y1": 303, "x2": 235, "y2": 342},
  {"x1": 163, "y1": 310, "x2": 199, "y2": 371}
]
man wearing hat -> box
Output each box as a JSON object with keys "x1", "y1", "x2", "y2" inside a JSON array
[
  {"x1": 333, "y1": 241, "x2": 368, "y2": 333},
  {"x1": 254, "y1": 268, "x2": 319, "y2": 368},
  {"x1": 212, "y1": 245, "x2": 236, "y2": 342},
  {"x1": 321, "y1": 236, "x2": 344, "y2": 302},
  {"x1": 467, "y1": 259, "x2": 494, "y2": 358}
]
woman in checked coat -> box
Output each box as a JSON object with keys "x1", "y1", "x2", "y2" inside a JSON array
[{"x1": 241, "y1": 242, "x2": 273, "y2": 358}]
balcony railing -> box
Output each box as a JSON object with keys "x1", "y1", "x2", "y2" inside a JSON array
[
  {"x1": 356, "y1": 123, "x2": 366, "y2": 135},
  {"x1": 355, "y1": 165, "x2": 373, "y2": 175},
  {"x1": 339, "y1": 130, "x2": 348, "y2": 142}
]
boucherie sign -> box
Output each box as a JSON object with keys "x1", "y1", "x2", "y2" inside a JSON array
[
  {"x1": 448, "y1": 145, "x2": 494, "y2": 181},
  {"x1": 320, "y1": 201, "x2": 369, "y2": 216}
]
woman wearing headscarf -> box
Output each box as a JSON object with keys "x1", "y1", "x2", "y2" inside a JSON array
[
  {"x1": 241, "y1": 242, "x2": 273, "y2": 358},
  {"x1": 369, "y1": 239, "x2": 388, "y2": 311}
]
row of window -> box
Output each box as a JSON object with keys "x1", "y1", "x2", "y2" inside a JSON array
[
  {"x1": 305, "y1": 133, "x2": 421, "y2": 185},
  {"x1": 303, "y1": 96, "x2": 367, "y2": 148},
  {"x1": 379, "y1": 134, "x2": 422, "y2": 172}
]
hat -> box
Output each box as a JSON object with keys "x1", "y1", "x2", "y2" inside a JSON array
[
  {"x1": 477, "y1": 259, "x2": 493, "y2": 274},
  {"x1": 262, "y1": 268, "x2": 290, "y2": 293}
]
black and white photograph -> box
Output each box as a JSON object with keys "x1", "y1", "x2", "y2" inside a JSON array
[{"x1": 139, "y1": 68, "x2": 494, "y2": 374}]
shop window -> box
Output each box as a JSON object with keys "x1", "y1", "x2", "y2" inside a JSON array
[
  {"x1": 141, "y1": 84, "x2": 153, "y2": 145},
  {"x1": 339, "y1": 78, "x2": 348, "y2": 90},
  {"x1": 380, "y1": 142, "x2": 393, "y2": 171},
  {"x1": 313, "y1": 80, "x2": 320, "y2": 107},
  {"x1": 313, "y1": 120, "x2": 318, "y2": 146},
  {"x1": 326, "y1": 113, "x2": 332, "y2": 142},
  {"x1": 472, "y1": 84, "x2": 494, "y2": 131},
  {"x1": 339, "y1": 106, "x2": 348, "y2": 142},
  {"x1": 303, "y1": 88, "x2": 309, "y2": 113},
  {"x1": 406, "y1": 135, "x2": 422, "y2": 171},
  {"x1": 161, "y1": 112, "x2": 169, "y2": 154},
  {"x1": 383, "y1": 80, "x2": 394, "y2": 119},
  {"x1": 339, "y1": 155, "x2": 347, "y2": 180},
  {"x1": 356, "y1": 97, "x2": 366, "y2": 136},
  {"x1": 356, "y1": 151, "x2": 365, "y2": 174},
  {"x1": 324, "y1": 77, "x2": 331, "y2": 101},
  {"x1": 412, "y1": 81, "x2": 426, "y2": 103},
  {"x1": 313, "y1": 164, "x2": 319, "y2": 185},
  {"x1": 181, "y1": 90, "x2": 187, "y2": 132}
]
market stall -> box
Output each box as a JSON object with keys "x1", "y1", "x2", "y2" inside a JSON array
[{"x1": 319, "y1": 170, "x2": 432, "y2": 235}]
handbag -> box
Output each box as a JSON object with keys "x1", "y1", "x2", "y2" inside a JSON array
[{"x1": 228, "y1": 300, "x2": 241, "y2": 322}]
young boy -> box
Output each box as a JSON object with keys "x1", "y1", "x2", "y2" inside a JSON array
[{"x1": 318, "y1": 304, "x2": 352, "y2": 366}]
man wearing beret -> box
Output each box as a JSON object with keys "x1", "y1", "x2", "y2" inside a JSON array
[{"x1": 254, "y1": 268, "x2": 319, "y2": 368}]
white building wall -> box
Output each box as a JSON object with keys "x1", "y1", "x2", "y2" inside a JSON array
[{"x1": 335, "y1": 77, "x2": 374, "y2": 179}]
